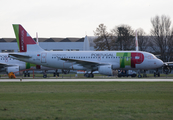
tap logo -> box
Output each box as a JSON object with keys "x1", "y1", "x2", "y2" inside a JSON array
[{"x1": 116, "y1": 52, "x2": 144, "y2": 68}]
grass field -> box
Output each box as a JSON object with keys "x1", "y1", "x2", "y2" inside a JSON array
[{"x1": 0, "y1": 82, "x2": 173, "y2": 120}]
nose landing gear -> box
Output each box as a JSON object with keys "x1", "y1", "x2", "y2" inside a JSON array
[{"x1": 154, "y1": 69, "x2": 160, "y2": 77}]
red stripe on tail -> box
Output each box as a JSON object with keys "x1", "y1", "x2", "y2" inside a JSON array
[{"x1": 19, "y1": 25, "x2": 36, "y2": 52}]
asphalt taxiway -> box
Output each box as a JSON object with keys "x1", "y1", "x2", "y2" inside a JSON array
[{"x1": 0, "y1": 79, "x2": 173, "y2": 82}]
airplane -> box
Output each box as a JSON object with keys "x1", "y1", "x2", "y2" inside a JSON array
[
  {"x1": 0, "y1": 52, "x2": 55, "y2": 77},
  {"x1": 9, "y1": 24, "x2": 164, "y2": 78}
]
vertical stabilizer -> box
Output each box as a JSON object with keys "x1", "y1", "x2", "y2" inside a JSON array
[
  {"x1": 135, "y1": 30, "x2": 139, "y2": 51},
  {"x1": 13, "y1": 24, "x2": 44, "y2": 52}
]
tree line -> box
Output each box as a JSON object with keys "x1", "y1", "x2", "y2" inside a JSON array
[{"x1": 93, "y1": 15, "x2": 173, "y2": 62}]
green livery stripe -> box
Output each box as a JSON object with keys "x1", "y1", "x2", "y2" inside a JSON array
[
  {"x1": 13, "y1": 25, "x2": 20, "y2": 51},
  {"x1": 116, "y1": 52, "x2": 131, "y2": 68},
  {"x1": 26, "y1": 63, "x2": 36, "y2": 69}
]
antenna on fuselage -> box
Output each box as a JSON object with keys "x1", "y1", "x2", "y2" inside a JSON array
[{"x1": 36, "y1": 32, "x2": 39, "y2": 45}]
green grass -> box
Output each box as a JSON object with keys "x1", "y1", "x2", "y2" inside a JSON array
[{"x1": 0, "y1": 82, "x2": 173, "y2": 120}]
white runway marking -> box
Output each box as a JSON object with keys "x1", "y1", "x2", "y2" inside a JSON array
[{"x1": 0, "y1": 79, "x2": 173, "y2": 82}]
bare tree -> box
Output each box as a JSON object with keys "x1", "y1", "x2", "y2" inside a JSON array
[
  {"x1": 93, "y1": 24, "x2": 111, "y2": 50},
  {"x1": 167, "y1": 27, "x2": 173, "y2": 61},
  {"x1": 111, "y1": 25, "x2": 135, "y2": 50},
  {"x1": 150, "y1": 15, "x2": 172, "y2": 62},
  {"x1": 136, "y1": 28, "x2": 149, "y2": 51}
]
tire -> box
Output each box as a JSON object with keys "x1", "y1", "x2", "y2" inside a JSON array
[
  {"x1": 89, "y1": 73, "x2": 94, "y2": 78},
  {"x1": 158, "y1": 73, "x2": 160, "y2": 77},
  {"x1": 138, "y1": 74, "x2": 142, "y2": 78},
  {"x1": 132, "y1": 74, "x2": 136, "y2": 77},
  {"x1": 43, "y1": 75, "x2": 47, "y2": 78}
]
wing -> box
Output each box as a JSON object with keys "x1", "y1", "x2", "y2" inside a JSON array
[
  {"x1": 61, "y1": 58, "x2": 109, "y2": 69},
  {"x1": 164, "y1": 62, "x2": 173, "y2": 66},
  {"x1": 9, "y1": 53, "x2": 31, "y2": 59},
  {"x1": 0, "y1": 63, "x2": 15, "y2": 68}
]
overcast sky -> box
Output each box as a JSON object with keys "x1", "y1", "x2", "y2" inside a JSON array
[{"x1": 0, "y1": 0, "x2": 173, "y2": 38}]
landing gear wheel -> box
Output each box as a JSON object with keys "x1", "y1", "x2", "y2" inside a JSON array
[
  {"x1": 154, "y1": 71, "x2": 160, "y2": 77},
  {"x1": 89, "y1": 73, "x2": 94, "y2": 78},
  {"x1": 84, "y1": 73, "x2": 88, "y2": 77},
  {"x1": 24, "y1": 73, "x2": 26, "y2": 77},
  {"x1": 158, "y1": 73, "x2": 160, "y2": 77},
  {"x1": 154, "y1": 73, "x2": 156, "y2": 77},
  {"x1": 138, "y1": 74, "x2": 142, "y2": 78},
  {"x1": 43, "y1": 74, "x2": 47, "y2": 78},
  {"x1": 57, "y1": 73, "x2": 59, "y2": 77},
  {"x1": 84, "y1": 73, "x2": 94, "y2": 78}
]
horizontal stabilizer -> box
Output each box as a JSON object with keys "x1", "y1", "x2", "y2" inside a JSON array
[
  {"x1": 0, "y1": 63, "x2": 16, "y2": 68},
  {"x1": 9, "y1": 54, "x2": 31, "y2": 59}
]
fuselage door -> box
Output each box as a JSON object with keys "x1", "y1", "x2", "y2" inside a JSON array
[
  {"x1": 5, "y1": 56, "x2": 8, "y2": 62},
  {"x1": 41, "y1": 53, "x2": 47, "y2": 63}
]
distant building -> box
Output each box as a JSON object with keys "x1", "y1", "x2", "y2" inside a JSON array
[{"x1": 0, "y1": 37, "x2": 85, "y2": 52}]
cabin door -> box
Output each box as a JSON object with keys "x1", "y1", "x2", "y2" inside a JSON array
[{"x1": 41, "y1": 53, "x2": 47, "y2": 63}]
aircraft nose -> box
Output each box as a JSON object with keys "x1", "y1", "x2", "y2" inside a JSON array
[{"x1": 157, "y1": 59, "x2": 164, "y2": 67}]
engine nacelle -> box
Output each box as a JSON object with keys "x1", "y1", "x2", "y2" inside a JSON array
[
  {"x1": 163, "y1": 66, "x2": 172, "y2": 74},
  {"x1": 98, "y1": 65, "x2": 113, "y2": 76},
  {"x1": 6, "y1": 66, "x2": 20, "y2": 75}
]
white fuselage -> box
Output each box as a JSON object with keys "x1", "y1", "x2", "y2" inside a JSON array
[{"x1": 17, "y1": 51, "x2": 164, "y2": 71}]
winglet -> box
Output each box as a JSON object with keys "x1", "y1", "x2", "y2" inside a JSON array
[{"x1": 12, "y1": 24, "x2": 43, "y2": 52}]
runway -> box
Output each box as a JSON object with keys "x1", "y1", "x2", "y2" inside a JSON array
[{"x1": 0, "y1": 78, "x2": 173, "y2": 82}]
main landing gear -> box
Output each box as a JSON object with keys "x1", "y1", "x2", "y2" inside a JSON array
[
  {"x1": 137, "y1": 70, "x2": 142, "y2": 78},
  {"x1": 84, "y1": 73, "x2": 94, "y2": 78},
  {"x1": 143, "y1": 70, "x2": 147, "y2": 77},
  {"x1": 23, "y1": 71, "x2": 30, "y2": 77},
  {"x1": 138, "y1": 70, "x2": 147, "y2": 78},
  {"x1": 43, "y1": 70, "x2": 47, "y2": 78},
  {"x1": 54, "y1": 70, "x2": 59, "y2": 77},
  {"x1": 154, "y1": 69, "x2": 160, "y2": 77}
]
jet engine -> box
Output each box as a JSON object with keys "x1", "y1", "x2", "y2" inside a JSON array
[
  {"x1": 6, "y1": 66, "x2": 20, "y2": 75},
  {"x1": 162, "y1": 65, "x2": 172, "y2": 74},
  {"x1": 98, "y1": 65, "x2": 113, "y2": 76}
]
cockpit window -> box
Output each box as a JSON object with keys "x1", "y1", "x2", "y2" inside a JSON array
[{"x1": 147, "y1": 55, "x2": 156, "y2": 59}]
